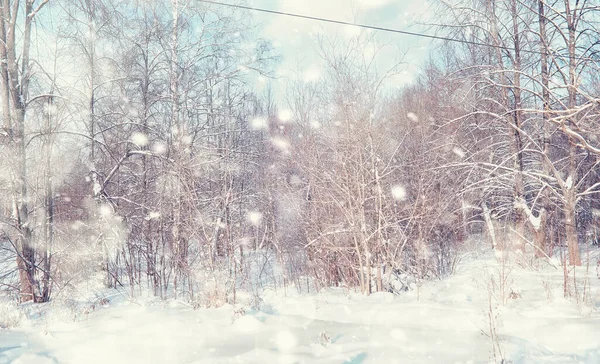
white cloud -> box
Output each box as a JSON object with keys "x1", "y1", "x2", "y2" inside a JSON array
[{"x1": 357, "y1": 0, "x2": 394, "y2": 10}]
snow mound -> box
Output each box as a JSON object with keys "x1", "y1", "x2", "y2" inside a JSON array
[
  {"x1": 11, "y1": 353, "x2": 56, "y2": 364},
  {"x1": 232, "y1": 314, "x2": 262, "y2": 333}
]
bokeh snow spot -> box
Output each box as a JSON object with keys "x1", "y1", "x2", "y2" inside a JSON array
[
  {"x1": 146, "y1": 211, "x2": 160, "y2": 220},
  {"x1": 452, "y1": 147, "x2": 465, "y2": 159},
  {"x1": 271, "y1": 137, "x2": 291, "y2": 153},
  {"x1": 494, "y1": 249, "x2": 504, "y2": 260},
  {"x1": 391, "y1": 185, "x2": 407, "y2": 201},
  {"x1": 181, "y1": 135, "x2": 193, "y2": 146},
  {"x1": 251, "y1": 117, "x2": 268, "y2": 130},
  {"x1": 247, "y1": 211, "x2": 262, "y2": 226},
  {"x1": 131, "y1": 132, "x2": 149, "y2": 147},
  {"x1": 278, "y1": 109, "x2": 293, "y2": 123},
  {"x1": 407, "y1": 112, "x2": 418, "y2": 122},
  {"x1": 152, "y1": 142, "x2": 167, "y2": 155}
]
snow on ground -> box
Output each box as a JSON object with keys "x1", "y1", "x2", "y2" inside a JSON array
[{"x1": 2, "y1": 249, "x2": 600, "y2": 364}]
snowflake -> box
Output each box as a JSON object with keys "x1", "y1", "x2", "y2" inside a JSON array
[
  {"x1": 131, "y1": 132, "x2": 149, "y2": 147},
  {"x1": 278, "y1": 109, "x2": 293, "y2": 123},
  {"x1": 250, "y1": 117, "x2": 268, "y2": 130},
  {"x1": 407, "y1": 112, "x2": 418, "y2": 122},
  {"x1": 247, "y1": 211, "x2": 262, "y2": 226},
  {"x1": 391, "y1": 185, "x2": 407, "y2": 201}
]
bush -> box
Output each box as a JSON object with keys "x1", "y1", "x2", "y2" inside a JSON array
[{"x1": 0, "y1": 298, "x2": 23, "y2": 328}]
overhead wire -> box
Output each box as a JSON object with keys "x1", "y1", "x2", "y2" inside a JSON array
[{"x1": 198, "y1": 0, "x2": 552, "y2": 56}]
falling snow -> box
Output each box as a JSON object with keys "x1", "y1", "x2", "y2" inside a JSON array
[
  {"x1": 1, "y1": 1, "x2": 598, "y2": 364},
  {"x1": 391, "y1": 185, "x2": 407, "y2": 201},
  {"x1": 406, "y1": 112, "x2": 419, "y2": 122},
  {"x1": 452, "y1": 146, "x2": 465, "y2": 158},
  {"x1": 250, "y1": 116, "x2": 268, "y2": 130},
  {"x1": 131, "y1": 132, "x2": 149, "y2": 147},
  {"x1": 151, "y1": 142, "x2": 167, "y2": 155},
  {"x1": 277, "y1": 109, "x2": 293, "y2": 123},
  {"x1": 247, "y1": 211, "x2": 263, "y2": 226},
  {"x1": 271, "y1": 136, "x2": 291, "y2": 152}
]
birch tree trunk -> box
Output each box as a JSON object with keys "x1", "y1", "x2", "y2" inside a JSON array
[{"x1": 0, "y1": 0, "x2": 50, "y2": 302}]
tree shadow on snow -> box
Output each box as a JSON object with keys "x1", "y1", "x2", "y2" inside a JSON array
[{"x1": 343, "y1": 352, "x2": 367, "y2": 364}]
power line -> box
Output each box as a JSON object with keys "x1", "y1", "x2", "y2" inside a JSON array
[{"x1": 198, "y1": 0, "x2": 542, "y2": 55}]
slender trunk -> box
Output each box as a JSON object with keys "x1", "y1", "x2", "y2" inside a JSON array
[
  {"x1": 4, "y1": 0, "x2": 49, "y2": 303},
  {"x1": 564, "y1": 1, "x2": 581, "y2": 265},
  {"x1": 0, "y1": 1, "x2": 10, "y2": 137},
  {"x1": 15, "y1": 106, "x2": 38, "y2": 302},
  {"x1": 534, "y1": 208, "x2": 547, "y2": 258},
  {"x1": 368, "y1": 127, "x2": 383, "y2": 292},
  {"x1": 169, "y1": 0, "x2": 187, "y2": 286},
  {"x1": 565, "y1": 188, "x2": 580, "y2": 265},
  {"x1": 376, "y1": 256, "x2": 382, "y2": 292},
  {"x1": 353, "y1": 236, "x2": 365, "y2": 294},
  {"x1": 510, "y1": 0, "x2": 525, "y2": 251},
  {"x1": 538, "y1": 0, "x2": 552, "y2": 254},
  {"x1": 487, "y1": 0, "x2": 526, "y2": 251},
  {"x1": 482, "y1": 202, "x2": 497, "y2": 250},
  {"x1": 41, "y1": 95, "x2": 54, "y2": 301}
]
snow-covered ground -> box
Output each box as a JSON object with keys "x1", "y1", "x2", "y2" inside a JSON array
[{"x1": 2, "y1": 249, "x2": 600, "y2": 364}]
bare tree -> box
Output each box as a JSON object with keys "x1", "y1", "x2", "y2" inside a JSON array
[{"x1": 0, "y1": 0, "x2": 50, "y2": 302}]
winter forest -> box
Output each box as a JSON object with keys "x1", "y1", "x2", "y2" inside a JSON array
[{"x1": 1, "y1": 0, "x2": 600, "y2": 363}]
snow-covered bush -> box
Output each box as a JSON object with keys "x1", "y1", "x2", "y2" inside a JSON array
[
  {"x1": 0, "y1": 237, "x2": 19, "y2": 298},
  {"x1": 0, "y1": 298, "x2": 22, "y2": 328},
  {"x1": 382, "y1": 269, "x2": 418, "y2": 293}
]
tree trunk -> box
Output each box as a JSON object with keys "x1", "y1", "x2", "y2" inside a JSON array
[
  {"x1": 0, "y1": 10, "x2": 10, "y2": 136},
  {"x1": 565, "y1": 188, "x2": 581, "y2": 265},
  {"x1": 510, "y1": 0, "x2": 526, "y2": 252},
  {"x1": 482, "y1": 202, "x2": 497, "y2": 250},
  {"x1": 487, "y1": 0, "x2": 526, "y2": 252},
  {"x1": 534, "y1": 208, "x2": 547, "y2": 258},
  {"x1": 15, "y1": 106, "x2": 38, "y2": 302},
  {"x1": 563, "y1": 0, "x2": 581, "y2": 266},
  {"x1": 3, "y1": 0, "x2": 50, "y2": 302},
  {"x1": 537, "y1": 0, "x2": 552, "y2": 257},
  {"x1": 41, "y1": 95, "x2": 55, "y2": 301}
]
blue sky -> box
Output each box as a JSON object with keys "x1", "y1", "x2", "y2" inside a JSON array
[{"x1": 245, "y1": 0, "x2": 434, "y2": 91}]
